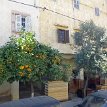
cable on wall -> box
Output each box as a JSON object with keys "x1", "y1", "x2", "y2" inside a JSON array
[{"x1": 8, "y1": 0, "x2": 84, "y2": 23}]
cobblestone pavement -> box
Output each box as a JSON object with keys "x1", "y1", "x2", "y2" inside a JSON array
[{"x1": 61, "y1": 98, "x2": 82, "y2": 107}]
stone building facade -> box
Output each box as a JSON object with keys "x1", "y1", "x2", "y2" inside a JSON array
[
  {"x1": 39, "y1": 0, "x2": 107, "y2": 72},
  {"x1": 0, "y1": 0, "x2": 107, "y2": 101}
]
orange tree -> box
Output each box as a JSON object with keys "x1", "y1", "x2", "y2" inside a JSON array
[{"x1": 0, "y1": 31, "x2": 69, "y2": 97}]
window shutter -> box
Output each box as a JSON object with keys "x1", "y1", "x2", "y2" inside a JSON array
[
  {"x1": 57, "y1": 29, "x2": 61, "y2": 43},
  {"x1": 65, "y1": 30, "x2": 69, "y2": 43},
  {"x1": 76, "y1": 0, "x2": 80, "y2": 9},
  {"x1": 57, "y1": 29, "x2": 62, "y2": 43},
  {"x1": 95, "y1": 8, "x2": 100, "y2": 16},
  {"x1": 25, "y1": 16, "x2": 32, "y2": 32},
  {"x1": 15, "y1": 15, "x2": 22, "y2": 32},
  {"x1": 95, "y1": 8, "x2": 97, "y2": 15},
  {"x1": 74, "y1": 0, "x2": 79, "y2": 9},
  {"x1": 74, "y1": 0, "x2": 77, "y2": 8},
  {"x1": 11, "y1": 13, "x2": 16, "y2": 32}
]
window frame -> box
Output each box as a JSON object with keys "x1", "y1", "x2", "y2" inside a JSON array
[
  {"x1": 95, "y1": 7, "x2": 100, "y2": 16},
  {"x1": 74, "y1": 0, "x2": 80, "y2": 9},
  {"x1": 57, "y1": 29, "x2": 69, "y2": 44},
  {"x1": 11, "y1": 11, "x2": 31, "y2": 33}
]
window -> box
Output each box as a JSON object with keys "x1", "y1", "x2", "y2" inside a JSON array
[
  {"x1": 11, "y1": 12, "x2": 32, "y2": 32},
  {"x1": 57, "y1": 29, "x2": 69, "y2": 43},
  {"x1": 74, "y1": 0, "x2": 80, "y2": 9},
  {"x1": 95, "y1": 7, "x2": 100, "y2": 16},
  {"x1": 74, "y1": 32, "x2": 82, "y2": 46}
]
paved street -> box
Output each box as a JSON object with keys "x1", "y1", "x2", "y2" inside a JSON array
[{"x1": 61, "y1": 98, "x2": 82, "y2": 107}]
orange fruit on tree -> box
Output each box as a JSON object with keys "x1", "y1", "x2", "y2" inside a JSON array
[
  {"x1": 19, "y1": 66, "x2": 24, "y2": 70},
  {"x1": 27, "y1": 68, "x2": 32, "y2": 72},
  {"x1": 25, "y1": 65, "x2": 29, "y2": 68}
]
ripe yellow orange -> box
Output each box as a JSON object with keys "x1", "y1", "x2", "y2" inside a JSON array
[
  {"x1": 19, "y1": 66, "x2": 24, "y2": 70},
  {"x1": 25, "y1": 65, "x2": 29, "y2": 68},
  {"x1": 19, "y1": 72, "x2": 24, "y2": 77},
  {"x1": 27, "y1": 68, "x2": 32, "y2": 72}
]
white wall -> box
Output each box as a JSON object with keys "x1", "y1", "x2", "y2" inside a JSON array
[
  {"x1": 0, "y1": 0, "x2": 40, "y2": 46},
  {"x1": 0, "y1": 0, "x2": 39, "y2": 98}
]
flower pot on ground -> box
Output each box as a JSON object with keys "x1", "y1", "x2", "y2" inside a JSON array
[{"x1": 45, "y1": 81, "x2": 68, "y2": 101}]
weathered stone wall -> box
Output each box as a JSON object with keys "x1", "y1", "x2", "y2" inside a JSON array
[{"x1": 39, "y1": 0, "x2": 107, "y2": 54}]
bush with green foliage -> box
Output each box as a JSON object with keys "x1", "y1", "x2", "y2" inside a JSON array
[
  {"x1": 0, "y1": 31, "x2": 69, "y2": 85},
  {"x1": 0, "y1": 31, "x2": 70, "y2": 96}
]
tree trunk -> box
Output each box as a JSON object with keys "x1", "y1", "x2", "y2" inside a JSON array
[
  {"x1": 84, "y1": 76, "x2": 88, "y2": 97},
  {"x1": 31, "y1": 81, "x2": 34, "y2": 97}
]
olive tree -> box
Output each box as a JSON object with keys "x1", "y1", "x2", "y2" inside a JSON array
[{"x1": 74, "y1": 21, "x2": 107, "y2": 96}]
